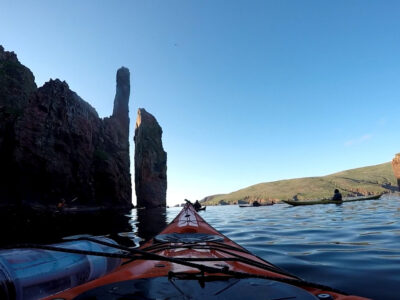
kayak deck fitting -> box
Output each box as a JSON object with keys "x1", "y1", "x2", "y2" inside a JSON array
[{"x1": 28, "y1": 203, "x2": 370, "y2": 299}]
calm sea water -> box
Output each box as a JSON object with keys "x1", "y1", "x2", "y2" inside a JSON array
[
  {"x1": 171, "y1": 194, "x2": 399, "y2": 300},
  {"x1": 2, "y1": 194, "x2": 400, "y2": 299},
  {"x1": 129, "y1": 194, "x2": 400, "y2": 300}
]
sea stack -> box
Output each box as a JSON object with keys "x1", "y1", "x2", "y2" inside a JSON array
[
  {"x1": 392, "y1": 154, "x2": 400, "y2": 191},
  {"x1": 94, "y1": 67, "x2": 132, "y2": 207},
  {"x1": 134, "y1": 108, "x2": 167, "y2": 208},
  {"x1": 0, "y1": 45, "x2": 132, "y2": 209},
  {"x1": 112, "y1": 67, "x2": 130, "y2": 137}
]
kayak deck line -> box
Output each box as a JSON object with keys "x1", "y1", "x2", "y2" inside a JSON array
[
  {"x1": 178, "y1": 205, "x2": 199, "y2": 227},
  {"x1": 2, "y1": 240, "x2": 294, "y2": 284},
  {"x1": 25, "y1": 203, "x2": 370, "y2": 299},
  {"x1": 142, "y1": 240, "x2": 253, "y2": 255},
  {"x1": 33, "y1": 243, "x2": 349, "y2": 298},
  {"x1": 143, "y1": 243, "x2": 294, "y2": 278},
  {"x1": 8, "y1": 241, "x2": 292, "y2": 283}
]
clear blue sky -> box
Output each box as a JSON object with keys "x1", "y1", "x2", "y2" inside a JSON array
[{"x1": 1, "y1": 1, "x2": 400, "y2": 206}]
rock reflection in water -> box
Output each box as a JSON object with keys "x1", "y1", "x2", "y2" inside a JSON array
[
  {"x1": 0, "y1": 206, "x2": 169, "y2": 248},
  {"x1": 0, "y1": 208, "x2": 134, "y2": 247},
  {"x1": 136, "y1": 207, "x2": 167, "y2": 243}
]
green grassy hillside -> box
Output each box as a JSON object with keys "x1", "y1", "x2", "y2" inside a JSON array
[{"x1": 202, "y1": 162, "x2": 397, "y2": 205}]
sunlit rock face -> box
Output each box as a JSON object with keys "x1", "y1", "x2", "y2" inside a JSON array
[
  {"x1": 0, "y1": 45, "x2": 132, "y2": 209},
  {"x1": 134, "y1": 108, "x2": 167, "y2": 208},
  {"x1": 392, "y1": 154, "x2": 400, "y2": 191}
]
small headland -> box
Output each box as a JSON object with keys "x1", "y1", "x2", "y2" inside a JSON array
[{"x1": 201, "y1": 162, "x2": 398, "y2": 206}]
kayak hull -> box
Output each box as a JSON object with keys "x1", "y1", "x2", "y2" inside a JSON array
[
  {"x1": 283, "y1": 194, "x2": 382, "y2": 206},
  {"x1": 44, "y1": 203, "x2": 370, "y2": 300},
  {"x1": 239, "y1": 204, "x2": 273, "y2": 207}
]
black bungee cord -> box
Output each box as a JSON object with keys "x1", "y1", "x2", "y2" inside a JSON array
[{"x1": 0, "y1": 237, "x2": 348, "y2": 296}]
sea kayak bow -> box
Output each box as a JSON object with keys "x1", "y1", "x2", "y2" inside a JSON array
[{"x1": 30, "y1": 203, "x2": 370, "y2": 299}]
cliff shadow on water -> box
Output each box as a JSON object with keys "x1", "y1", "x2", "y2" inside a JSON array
[
  {"x1": 0, "y1": 207, "x2": 135, "y2": 248},
  {"x1": 0, "y1": 206, "x2": 169, "y2": 248},
  {"x1": 136, "y1": 207, "x2": 167, "y2": 243}
]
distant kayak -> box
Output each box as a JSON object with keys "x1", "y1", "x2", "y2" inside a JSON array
[
  {"x1": 239, "y1": 203, "x2": 274, "y2": 207},
  {"x1": 283, "y1": 194, "x2": 382, "y2": 206}
]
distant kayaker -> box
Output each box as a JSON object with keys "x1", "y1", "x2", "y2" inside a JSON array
[
  {"x1": 193, "y1": 200, "x2": 202, "y2": 211},
  {"x1": 332, "y1": 189, "x2": 342, "y2": 201}
]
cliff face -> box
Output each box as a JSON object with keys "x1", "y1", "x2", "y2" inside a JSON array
[
  {"x1": 134, "y1": 108, "x2": 167, "y2": 208},
  {"x1": 392, "y1": 154, "x2": 400, "y2": 191},
  {"x1": 0, "y1": 46, "x2": 132, "y2": 208},
  {"x1": 0, "y1": 46, "x2": 37, "y2": 204}
]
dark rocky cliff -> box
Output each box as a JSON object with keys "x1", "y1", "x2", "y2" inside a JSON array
[
  {"x1": 0, "y1": 46, "x2": 132, "y2": 209},
  {"x1": 134, "y1": 108, "x2": 167, "y2": 208}
]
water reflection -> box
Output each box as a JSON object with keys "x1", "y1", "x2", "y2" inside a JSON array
[
  {"x1": 136, "y1": 207, "x2": 167, "y2": 243},
  {"x1": 2, "y1": 196, "x2": 400, "y2": 299},
  {"x1": 0, "y1": 205, "x2": 169, "y2": 248},
  {"x1": 0, "y1": 208, "x2": 134, "y2": 247}
]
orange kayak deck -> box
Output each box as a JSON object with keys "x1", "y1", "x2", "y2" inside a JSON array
[{"x1": 44, "y1": 204, "x2": 370, "y2": 300}]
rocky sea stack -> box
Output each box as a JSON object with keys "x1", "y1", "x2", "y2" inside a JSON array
[
  {"x1": 134, "y1": 108, "x2": 167, "y2": 208},
  {"x1": 0, "y1": 46, "x2": 132, "y2": 210}
]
